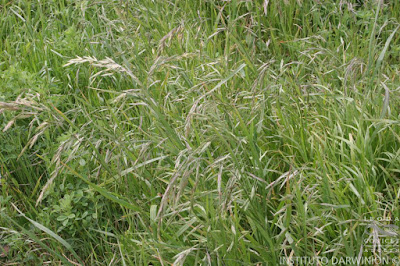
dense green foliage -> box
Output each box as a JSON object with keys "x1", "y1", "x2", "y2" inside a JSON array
[{"x1": 1, "y1": 0, "x2": 400, "y2": 264}]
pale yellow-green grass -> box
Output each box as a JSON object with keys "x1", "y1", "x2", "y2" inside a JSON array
[{"x1": 1, "y1": 0, "x2": 400, "y2": 265}]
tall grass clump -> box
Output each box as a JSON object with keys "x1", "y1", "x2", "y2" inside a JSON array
[{"x1": 1, "y1": 0, "x2": 400, "y2": 265}]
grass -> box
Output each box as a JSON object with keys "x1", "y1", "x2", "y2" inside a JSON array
[{"x1": 1, "y1": 0, "x2": 400, "y2": 265}]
